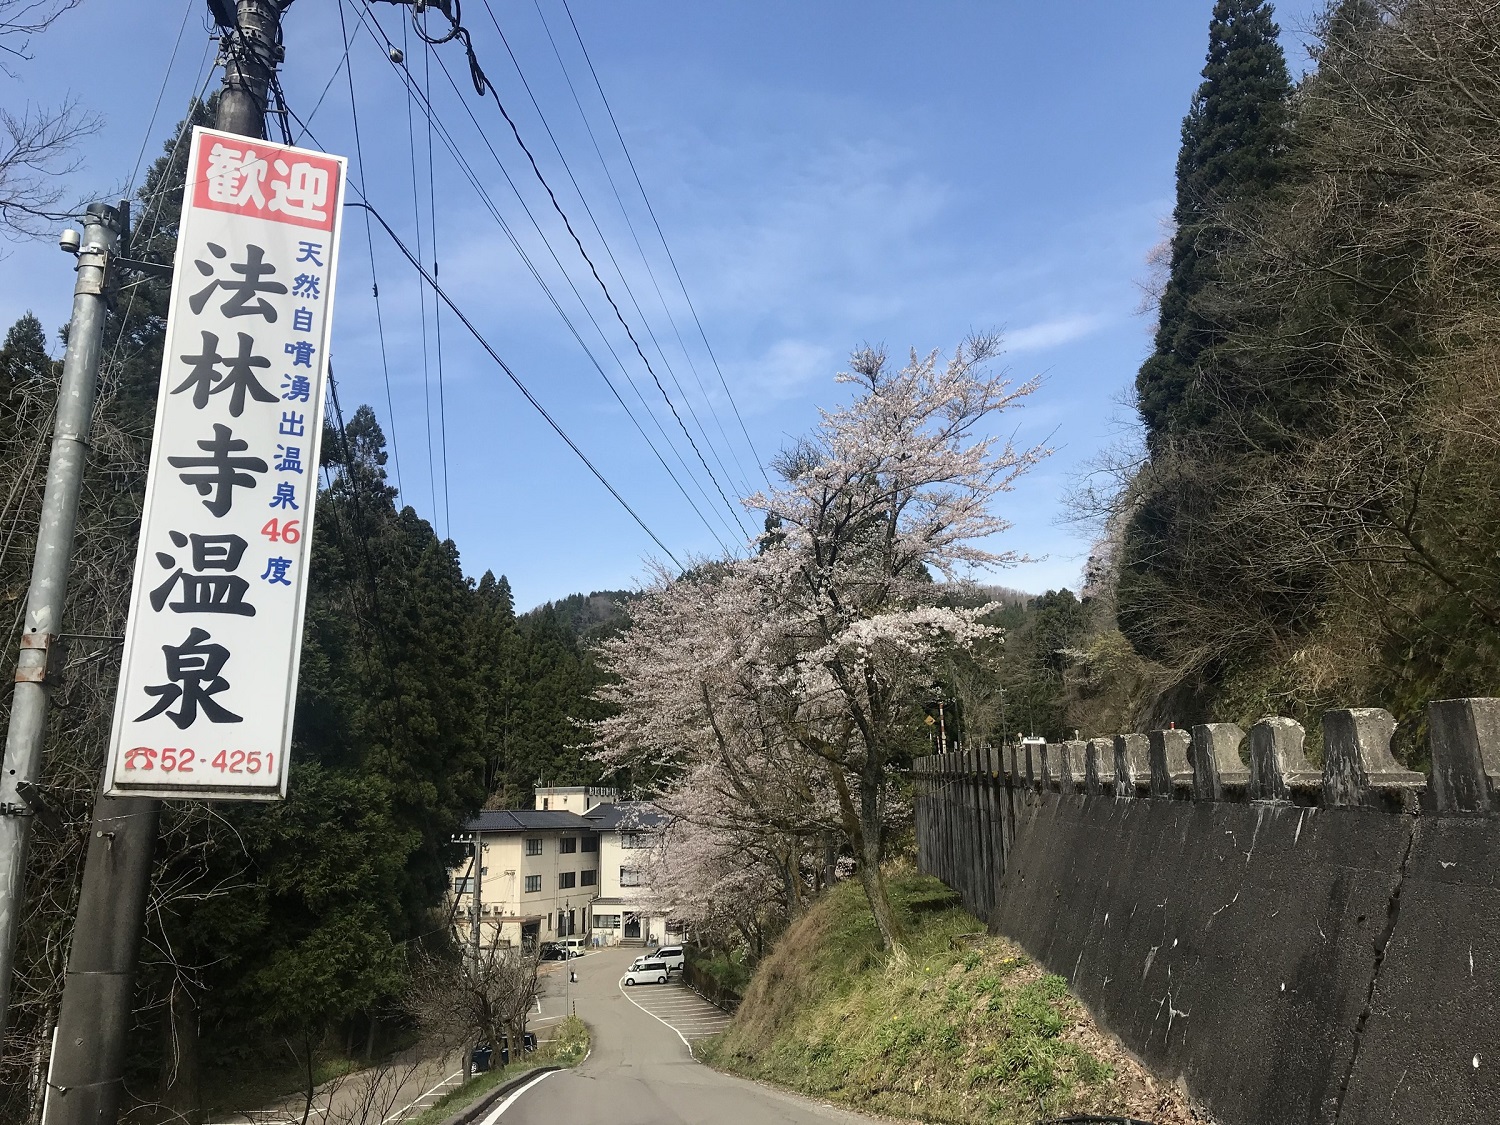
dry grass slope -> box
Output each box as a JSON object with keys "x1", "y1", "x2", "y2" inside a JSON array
[{"x1": 698, "y1": 870, "x2": 1202, "y2": 1124}]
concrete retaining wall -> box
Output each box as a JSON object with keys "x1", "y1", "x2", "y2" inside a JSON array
[{"x1": 912, "y1": 700, "x2": 1500, "y2": 1125}]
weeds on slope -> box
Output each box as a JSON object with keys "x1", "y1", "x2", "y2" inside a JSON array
[{"x1": 698, "y1": 871, "x2": 1188, "y2": 1124}]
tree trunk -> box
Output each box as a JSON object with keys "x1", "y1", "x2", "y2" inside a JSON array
[
  {"x1": 857, "y1": 840, "x2": 902, "y2": 952},
  {"x1": 160, "y1": 980, "x2": 203, "y2": 1125},
  {"x1": 858, "y1": 769, "x2": 902, "y2": 952}
]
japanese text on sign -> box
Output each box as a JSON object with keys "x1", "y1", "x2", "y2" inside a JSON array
[{"x1": 104, "y1": 127, "x2": 346, "y2": 800}]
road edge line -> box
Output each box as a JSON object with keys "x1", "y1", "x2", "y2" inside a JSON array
[
  {"x1": 476, "y1": 1068, "x2": 556, "y2": 1123},
  {"x1": 617, "y1": 978, "x2": 694, "y2": 1057},
  {"x1": 438, "y1": 1065, "x2": 558, "y2": 1125}
]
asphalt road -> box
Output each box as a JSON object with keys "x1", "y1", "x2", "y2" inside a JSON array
[{"x1": 486, "y1": 945, "x2": 878, "y2": 1125}]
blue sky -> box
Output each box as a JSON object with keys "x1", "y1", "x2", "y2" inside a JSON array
[{"x1": 1, "y1": 1, "x2": 1324, "y2": 611}]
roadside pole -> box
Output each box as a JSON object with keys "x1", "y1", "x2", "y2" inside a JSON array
[
  {"x1": 0, "y1": 200, "x2": 124, "y2": 1049},
  {"x1": 40, "y1": 4, "x2": 287, "y2": 1122},
  {"x1": 473, "y1": 832, "x2": 483, "y2": 971}
]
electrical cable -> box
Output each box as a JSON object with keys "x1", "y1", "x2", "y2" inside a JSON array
[
  {"x1": 349, "y1": 198, "x2": 684, "y2": 569},
  {"x1": 123, "y1": 0, "x2": 201, "y2": 199},
  {"x1": 401, "y1": 17, "x2": 442, "y2": 524},
  {"x1": 368, "y1": 0, "x2": 749, "y2": 537},
  {"x1": 475, "y1": 55, "x2": 750, "y2": 536},
  {"x1": 558, "y1": 0, "x2": 770, "y2": 490},
  {"x1": 481, "y1": 0, "x2": 753, "y2": 506},
  {"x1": 102, "y1": 54, "x2": 222, "y2": 404},
  {"x1": 291, "y1": 43, "x2": 351, "y2": 143},
  {"x1": 423, "y1": 39, "x2": 453, "y2": 542},
  {"x1": 346, "y1": 4, "x2": 736, "y2": 551},
  {"x1": 530, "y1": 0, "x2": 758, "y2": 499},
  {"x1": 414, "y1": 40, "x2": 740, "y2": 549},
  {"x1": 336, "y1": 0, "x2": 405, "y2": 499}
]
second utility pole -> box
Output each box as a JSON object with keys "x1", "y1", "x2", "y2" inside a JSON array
[{"x1": 40, "y1": 4, "x2": 288, "y2": 1123}]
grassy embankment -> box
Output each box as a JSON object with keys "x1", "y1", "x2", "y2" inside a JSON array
[
  {"x1": 404, "y1": 1015, "x2": 590, "y2": 1125},
  {"x1": 697, "y1": 871, "x2": 1165, "y2": 1124}
]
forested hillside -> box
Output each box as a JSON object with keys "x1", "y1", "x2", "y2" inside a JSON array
[
  {"x1": 0, "y1": 103, "x2": 606, "y2": 1116},
  {"x1": 1010, "y1": 0, "x2": 1500, "y2": 764}
]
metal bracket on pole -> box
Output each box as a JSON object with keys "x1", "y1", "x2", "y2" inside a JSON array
[
  {"x1": 14, "y1": 631, "x2": 57, "y2": 683},
  {"x1": 73, "y1": 242, "x2": 111, "y2": 297}
]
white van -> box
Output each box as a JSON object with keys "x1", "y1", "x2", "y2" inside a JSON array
[
  {"x1": 655, "y1": 945, "x2": 685, "y2": 973},
  {"x1": 559, "y1": 938, "x2": 587, "y2": 958},
  {"x1": 623, "y1": 959, "x2": 670, "y2": 986}
]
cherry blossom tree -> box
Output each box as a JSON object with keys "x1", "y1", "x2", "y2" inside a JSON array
[{"x1": 598, "y1": 338, "x2": 1047, "y2": 952}]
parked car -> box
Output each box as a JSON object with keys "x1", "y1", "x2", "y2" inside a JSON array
[
  {"x1": 474, "y1": 1031, "x2": 538, "y2": 1071},
  {"x1": 559, "y1": 937, "x2": 588, "y2": 958},
  {"x1": 655, "y1": 944, "x2": 685, "y2": 973},
  {"x1": 539, "y1": 943, "x2": 569, "y2": 961},
  {"x1": 623, "y1": 959, "x2": 670, "y2": 986}
]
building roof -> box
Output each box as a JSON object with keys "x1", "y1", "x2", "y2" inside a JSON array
[
  {"x1": 580, "y1": 800, "x2": 668, "y2": 831},
  {"x1": 464, "y1": 809, "x2": 595, "y2": 834}
]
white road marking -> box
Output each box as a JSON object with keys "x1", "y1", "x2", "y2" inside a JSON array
[
  {"x1": 617, "y1": 980, "x2": 734, "y2": 1054},
  {"x1": 381, "y1": 1068, "x2": 464, "y2": 1124},
  {"x1": 481, "y1": 1068, "x2": 555, "y2": 1122}
]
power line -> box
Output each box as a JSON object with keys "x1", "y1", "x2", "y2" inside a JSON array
[
  {"x1": 122, "y1": 0, "x2": 201, "y2": 198},
  {"x1": 481, "y1": 0, "x2": 754, "y2": 506},
  {"x1": 283, "y1": 95, "x2": 688, "y2": 588},
  {"x1": 416, "y1": 40, "x2": 741, "y2": 548},
  {"x1": 558, "y1": 0, "x2": 771, "y2": 491},
  {"x1": 336, "y1": 0, "x2": 405, "y2": 499},
  {"x1": 102, "y1": 53, "x2": 222, "y2": 405},
  {"x1": 476, "y1": 50, "x2": 750, "y2": 536},
  {"x1": 528, "y1": 0, "x2": 759, "y2": 498},
  {"x1": 380, "y1": 1, "x2": 749, "y2": 537},
  {"x1": 400, "y1": 16, "x2": 441, "y2": 525},
  {"x1": 347, "y1": 4, "x2": 738, "y2": 551},
  {"x1": 349, "y1": 199, "x2": 685, "y2": 569},
  {"x1": 423, "y1": 40, "x2": 453, "y2": 542}
]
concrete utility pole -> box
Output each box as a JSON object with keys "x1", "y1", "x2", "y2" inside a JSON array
[
  {"x1": 472, "y1": 833, "x2": 483, "y2": 970},
  {"x1": 0, "y1": 200, "x2": 124, "y2": 1050},
  {"x1": 40, "y1": 5, "x2": 289, "y2": 1122},
  {"x1": 218, "y1": 0, "x2": 282, "y2": 139}
]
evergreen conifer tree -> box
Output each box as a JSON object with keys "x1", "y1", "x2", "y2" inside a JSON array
[{"x1": 1136, "y1": 0, "x2": 1292, "y2": 448}]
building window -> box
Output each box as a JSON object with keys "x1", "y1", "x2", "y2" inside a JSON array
[
  {"x1": 582, "y1": 835, "x2": 598, "y2": 852},
  {"x1": 620, "y1": 867, "x2": 640, "y2": 887},
  {"x1": 525, "y1": 838, "x2": 543, "y2": 856},
  {"x1": 542, "y1": 798, "x2": 550, "y2": 810},
  {"x1": 596, "y1": 914, "x2": 620, "y2": 929},
  {"x1": 453, "y1": 876, "x2": 474, "y2": 895},
  {"x1": 580, "y1": 869, "x2": 597, "y2": 886},
  {"x1": 559, "y1": 872, "x2": 576, "y2": 889},
  {"x1": 559, "y1": 837, "x2": 577, "y2": 854},
  {"x1": 524, "y1": 874, "x2": 541, "y2": 893},
  {"x1": 621, "y1": 832, "x2": 647, "y2": 849}
]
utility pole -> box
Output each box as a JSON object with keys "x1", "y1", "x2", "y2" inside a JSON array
[
  {"x1": 0, "y1": 200, "x2": 123, "y2": 1049},
  {"x1": 40, "y1": 5, "x2": 290, "y2": 1122},
  {"x1": 217, "y1": 0, "x2": 282, "y2": 139},
  {"x1": 471, "y1": 833, "x2": 483, "y2": 971}
]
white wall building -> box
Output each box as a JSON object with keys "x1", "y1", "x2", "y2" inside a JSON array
[
  {"x1": 581, "y1": 801, "x2": 672, "y2": 947},
  {"x1": 452, "y1": 809, "x2": 602, "y2": 949},
  {"x1": 450, "y1": 786, "x2": 674, "y2": 948}
]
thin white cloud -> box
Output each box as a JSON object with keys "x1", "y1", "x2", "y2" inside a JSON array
[
  {"x1": 1004, "y1": 313, "x2": 1109, "y2": 354},
  {"x1": 726, "y1": 337, "x2": 840, "y2": 411}
]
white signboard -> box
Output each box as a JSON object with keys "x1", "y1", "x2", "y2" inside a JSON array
[{"x1": 105, "y1": 127, "x2": 347, "y2": 800}]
